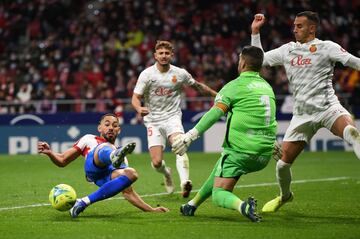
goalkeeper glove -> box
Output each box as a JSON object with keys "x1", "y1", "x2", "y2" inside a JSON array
[{"x1": 172, "y1": 128, "x2": 199, "y2": 156}]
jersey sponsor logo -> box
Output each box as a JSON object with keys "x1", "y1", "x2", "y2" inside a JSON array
[
  {"x1": 172, "y1": 75, "x2": 177, "y2": 84},
  {"x1": 154, "y1": 87, "x2": 174, "y2": 96},
  {"x1": 290, "y1": 55, "x2": 312, "y2": 67},
  {"x1": 309, "y1": 44, "x2": 317, "y2": 53}
]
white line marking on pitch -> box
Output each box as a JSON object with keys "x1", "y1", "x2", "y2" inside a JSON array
[{"x1": 0, "y1": 176, "x2": 350, "y2": 212}]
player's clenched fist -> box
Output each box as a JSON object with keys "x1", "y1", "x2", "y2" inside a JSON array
[{"x1": 251, "y1": 13, "x2": 265, "y2": 34}]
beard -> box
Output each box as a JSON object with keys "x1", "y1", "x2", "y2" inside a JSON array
[{"x1": 103, "y1": 133, "x2": 116, "y2": 144}]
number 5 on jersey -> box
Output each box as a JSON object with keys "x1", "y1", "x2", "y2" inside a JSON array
[{"x1": 147, "y1": 127, "x2": 153, "y2": 136}]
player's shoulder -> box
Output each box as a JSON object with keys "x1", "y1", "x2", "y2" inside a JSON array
[
  {"x1": 271, "y1": 41, "x2": 293, "y2": 54},
  {"x1": 141, "y1": 64, "x2": 157, "y2": 75},
  {"x1": 279, "y1": 41, "x2": 295, "y2": 49},
  {"x1": 170, "y1": 64, "x2": 188, "y2": 74},
  {"x1": 285, "y1": 41, "x2": 296, "y2": 46},
  {"x1": 221, "y1": 78, "x2": 240, "y2": 92},
  {"x1": 307, "y1": 38, "x2": 334, "y2": 47},
  {"x1": 321, "y1": 39, "x2": 340, "y2": 48},
  {"x1": 169, "y1": 64, "x2": 193, "y2": 82},
  {"x1": 73, "y1": 134, "x2": 96, "y2": 148},
  {"x1": 77, "y1": 134, "x2": 97, "y2": 141}
]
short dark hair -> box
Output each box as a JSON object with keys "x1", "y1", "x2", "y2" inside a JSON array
[
  {"x1": 240, "y1": 46, "x2": 264, "y2": 72},
  {"x1": 155, "y1": 40, "x2": 174, "y2": 52},
  {"x1": 99, "y1": 113, "x2": 118, "y2": 124},
  {"x1": 297, "y1": 11, "x2": 320, "y2": 26}
]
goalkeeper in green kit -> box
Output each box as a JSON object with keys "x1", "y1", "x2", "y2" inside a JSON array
[{"x1": 172, "y1": 46, "x2": 277, "y2": 222}]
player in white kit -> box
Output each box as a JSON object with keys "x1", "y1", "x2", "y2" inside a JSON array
[
  {"x1": 250, "y1": 11, "x2": 360, "y2": 212},
  {"x1": 132, "y1": 40, "x2": 217, "y2": 197}
]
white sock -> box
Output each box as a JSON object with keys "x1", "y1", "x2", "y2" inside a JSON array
[
  {"x1": 343, "y1": 125, "x2": 357, "y2": 144},
  {"x1": 343, "y1": 125, "x2": 360, "y2": 144},
  {"x1": 343, "y1": 125, "x2": 360, "y2": 159},
  {"x1": 188, "y1": 200, "x2": 197, "y2": 207},
  {"x1": 176, "y1": 153, "x2": 190, "y2": 185},
  {"x1": 81, "y1": 196, "x2": 91, "y2": 205},
  {"x1": 276, "y1": 160, "x2": 292, "y2": 199},
  {"x1": 151, "y1": 160, "x2": 169, "y2": 175}
]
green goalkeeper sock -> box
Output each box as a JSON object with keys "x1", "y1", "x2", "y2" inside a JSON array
[
  {"x1": 212, "y1": 187, "x2": 243, "y2": 211},
  {"x1": 188, "y1": 159, "x2": 220, "y2": 207}
]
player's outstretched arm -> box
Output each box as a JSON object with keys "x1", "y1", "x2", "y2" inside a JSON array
[
  {"x1": 122, "y1": 187, "x2": 169, "y2": 212},
  {"x1": 38, "y1": 141, "x2": 80, "y2": 167},
  {"x1": 172, "y1": 103, "x2": 227, "y2": 155},
  {"x1": 344, "y1": 55, "x2": 360, "y2": 71},
  {"x1": 192, "y1": 81, "x2": 217, "y2": 97}
]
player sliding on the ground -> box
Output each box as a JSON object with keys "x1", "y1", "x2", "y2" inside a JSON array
[{"x1": 38, "y1": 113, "x2": 169, "y2": 218}]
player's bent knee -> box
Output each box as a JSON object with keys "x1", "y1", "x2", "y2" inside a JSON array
[
  {"x1": 122, "y1": 167, "x2": 138, "y2": 181},
  {"x1": 151, "y1": 160, "x2": 163, "y2": 168},
  {"x1": 111, "y1": 168, "x2": 138, "y2": 181}
]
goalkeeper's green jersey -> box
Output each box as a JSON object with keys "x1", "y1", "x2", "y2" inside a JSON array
[{"x1": 215, "y1": 71, "x2": 277, "y2": 155}]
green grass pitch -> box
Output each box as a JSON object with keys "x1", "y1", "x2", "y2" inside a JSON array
[{"x1": 1, "y1": 152, "x2": 360, "y2": 239}]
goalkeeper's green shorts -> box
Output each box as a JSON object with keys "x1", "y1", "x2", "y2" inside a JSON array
[{"x1": 214, "y1": 150, "x2": 271, "y2": 178}]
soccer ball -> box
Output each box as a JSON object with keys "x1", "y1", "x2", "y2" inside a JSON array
[{"x1": 49, "y1": 184, "x2": 77, "y2": 211}]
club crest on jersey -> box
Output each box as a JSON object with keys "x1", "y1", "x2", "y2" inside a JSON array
[
  {"x1": 309, "y1": 44, "x2": 317, "y2": 53},
  {"x1": 290, "y1": 55, "x2": 311, "y2": 67},
  {"x1": 171, "y1": 75, "x2": 177, "y2": 84}
]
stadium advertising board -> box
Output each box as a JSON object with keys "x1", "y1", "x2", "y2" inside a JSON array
[
  {"x1": 0, "y1": 124, "x2": 203, "y2": 155},
  {"x1": 0, "y1": 112, "x2": 358, "y2": 154}
]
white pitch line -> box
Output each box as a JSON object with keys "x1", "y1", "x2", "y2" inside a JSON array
[
  {"x1": 0, "y1": 176, "x2": 350, "y2": 212},
  {"x1": 0, "y1": 203, "x2": 51, "y2": 211}
]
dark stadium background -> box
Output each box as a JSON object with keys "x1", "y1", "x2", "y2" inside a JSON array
[{"x1": 0, "y1": 0, "x2": 359, "y2": 118}]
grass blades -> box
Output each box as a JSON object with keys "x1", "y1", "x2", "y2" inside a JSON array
[{"x1": 0, "y1": 152, "x2": 360, "y2": 239}]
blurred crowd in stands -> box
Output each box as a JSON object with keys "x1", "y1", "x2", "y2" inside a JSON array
[{"x1": 0, "y1": 0, "x2": 359, "y2": 115}]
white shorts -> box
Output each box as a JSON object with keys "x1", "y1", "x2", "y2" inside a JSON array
[
  {"x1": 146, "y1": 115, "x2": 185, "y2": 149},
  {"x1": 284, "y1": 103, "x2": 351, "y2": 143}
]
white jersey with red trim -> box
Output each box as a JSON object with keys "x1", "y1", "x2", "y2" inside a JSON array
[
  {"x1": 252, "y1": 37, "x2": 352, "y2": 115},
  {"x1": 134, "y1": 64, "x2": 196, "y2": 124},
  {"x1": 72, "y1": 134, "x2": 107, "y2": 158}
]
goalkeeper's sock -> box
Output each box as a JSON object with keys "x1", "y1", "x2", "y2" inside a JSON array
[
  {"x1": 96, "y1": 145, "x2": 113, "y2": 165},
  {"x1": 212, "y1": 187, "x2": 243, "y2": 211},
  {"x1": 88, "y1": 175, "x2": 132, "y2": 204},
  {"x1": 151, "y1": 160, "x2": 169, "y2": 175},
  {"x1": 276, "y1": 160, "x2": 292, "y2": 199},
  {"x1": 188, "y1": 159, "x2": 219, "y2": 206},
  {"x1": 176, "y1": 153, "x2": 190, "y2": 184}
]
